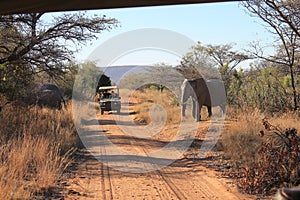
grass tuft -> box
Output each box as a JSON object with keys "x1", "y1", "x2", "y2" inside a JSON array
[{"x1": 0, "y1": 100, "x2": 77, "y2": 199}]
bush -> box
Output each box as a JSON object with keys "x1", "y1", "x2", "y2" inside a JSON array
[{"x1": 236, "y1": 119, "x2": 300, "y2": 195}]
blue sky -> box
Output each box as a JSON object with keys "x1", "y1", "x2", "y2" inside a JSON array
[{"x1": 73, "y1": 2, "x2": 274, "y2": 67}]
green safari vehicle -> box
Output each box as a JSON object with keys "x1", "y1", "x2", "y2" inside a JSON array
[{"x1": 98, "y1": 86, "x2": 121, "y2": 115}]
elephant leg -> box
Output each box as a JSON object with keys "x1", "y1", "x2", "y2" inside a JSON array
[
  {"x1": 195, "y1": 103, "x2": 201, "y2": 122},
  {"x1": 220, "y1": 104, "x2": 226, "y2": 117},
  {"x1": 192, "y1": 97, "x2": 202, "y2": 122},
  {"x1": 193, "y1": 99, "x2": 201, "y2": 122},
  {"x1": 181, "y1": 104, "x2": 186, "y2": 117},
  {"x1": 192, "y1": 99, "x2": 196, "y2": 118},
  {"x1": 207, "y1": 106, "x2": 212, "y2": 118},
  {"x1": 221, "y1": 104, "x2": 226, "y2": 114}
]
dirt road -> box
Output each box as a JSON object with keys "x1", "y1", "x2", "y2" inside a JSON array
[{"x1": 63, "y1": 100, "x2": 252, "y2": 200}]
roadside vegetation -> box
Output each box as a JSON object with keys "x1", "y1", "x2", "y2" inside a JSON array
[
  {"x1": 131, "y1": 88, "x2": 181, "y2": 126},
  {"x1": 222, "y1": 1, "x2": 300, "y2": 196},
  {"x1": 221, "y1": 108, "x2": 300, "y2": 196},
  {"x1": 0, "y1": 100, "x2": 78, "y2": 199}
]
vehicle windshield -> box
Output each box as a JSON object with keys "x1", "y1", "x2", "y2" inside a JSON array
[{"x1": 100, "y1": 90, "x2": 119, "y2": 99}]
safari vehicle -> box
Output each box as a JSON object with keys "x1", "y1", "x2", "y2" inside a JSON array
[{"x1": 98, "y1": 86, "x2": 121, "y2": 115}]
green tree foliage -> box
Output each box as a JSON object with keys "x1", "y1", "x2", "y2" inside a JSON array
[
  {"x1": 242, "y1": 0, "x2": 300, "y2": 110},
  {"x1": 0, "y1": 63, "x2": 33, "y2": 100},
  {"x1": 178, "y1": 42, "x2": 248, "y2": 82},
  {"x1": 230, "y1": 62, "x2": 295, "y2": 112},
  {"x1": 178, "y1": 42, "x2": 219, "y2": 79},
  {"x1": 73, "y1": 62, "x2": 111, "y2": 100},
  {"x1": 53, "y1": 62, "x2": 79, "y2": 98},
  {"x1": 226, "y1": 68, "x2": 243, "y2": 105},
  {"x1": 0, "y1": 12, "x2": 118, "y2": 100},
  {"x1": 206, "y1": 44, "x2": 249, "y2": 90}
]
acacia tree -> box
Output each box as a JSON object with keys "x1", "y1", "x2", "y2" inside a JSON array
[
  {"x1": 147, "y1": 64, "x2": 183, "y2": 93},
  {"x1": 206, "y1": 44, "x2": 249, "y2": 90},
  {"x1": 242, "y1": 0, "x2": 300, "y2": 110},
  {"x1": 73, "y1": 62, "x2": 111, "y2": 100},
  {"x1": 0, "y1": 12, "x2": 118, "y2": 99},
  {"x1": 178, "y1": 42, "x2": 219, "y2": 79}
]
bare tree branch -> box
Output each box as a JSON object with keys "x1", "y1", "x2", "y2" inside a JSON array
[{"x1": 0, "y1": 12, "x2": 118, "y2": 76}]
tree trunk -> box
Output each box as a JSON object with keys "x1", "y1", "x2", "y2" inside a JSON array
[{"x1": 289, "y1": 65, "x2": 298, "y2": 110}]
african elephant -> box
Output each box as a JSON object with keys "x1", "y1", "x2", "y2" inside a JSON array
[
  {"x1": 181, "y1": 78, "x2": 226, "y2": 121},
  {"x1": 37, "y1": 84, "x2": 66, "y2": 109}
]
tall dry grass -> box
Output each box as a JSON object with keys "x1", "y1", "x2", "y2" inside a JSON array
[
  {"x1": 219, "y1": 107, "x2": 264, "y2": 166},
  {"x1": 0, "y1": 135, "x2": 73, "y2": 199},
  {"x1": 220, "y1": 106, "x2": 300, "y2": 195},
  {"x1": 0, "y1": 101, "x2": 78, "y2": 199},
  {"x1": 0, "y1": 102, "x2": 78, "y2": 151},
  {"x1": 130, "y1": 89, "x2": 181, "y2": 125},
  {"x1": 221, "y1": 107, "x2": 300, "y2": 167}
]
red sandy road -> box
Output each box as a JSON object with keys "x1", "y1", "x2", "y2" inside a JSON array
[{"x1": 63, "y1": 100, "x2": 252, "y2": 200}]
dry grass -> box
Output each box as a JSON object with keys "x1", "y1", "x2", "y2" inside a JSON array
[
  {"x1": 130, "y1": 89, "x2": 181, "y2": 126},
  {"x1": 219, "y1": 108, "x2": 265, "y2": 166},
  {"x1": 0, "y1": 102, "x2": 78, "y2": 151},
  {"x1": 221, "y1": 107, "x2": 300, "y2": 166},
  {"x1": 0, "y1": 135, "x2": 73, "y2": 199},
  {"x1": 219, "y1": 106, "x2": 300, "y2": 195},
  {"x1": 130, "y1": 90, "x2": 300, "y2": 167},
  {"x1": 0, "y1": 100, "x2": 78, "y2": 199},
  {"x1": 270, "y1": 111, "x2": 300, "y2": 131},
  {"x1": 129, "y1": 89, "x2": 183, "y2": 141}
]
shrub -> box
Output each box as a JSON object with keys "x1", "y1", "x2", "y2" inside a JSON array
[{"x1": 236, "y1": 119, "x2": 300, "y2": 195}]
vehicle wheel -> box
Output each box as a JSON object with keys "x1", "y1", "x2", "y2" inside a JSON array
[{"x1": 100, "y1": 109, "x2": 104, "y2": 115}]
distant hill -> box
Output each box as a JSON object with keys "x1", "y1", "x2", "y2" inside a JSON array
[{"x1": 99, "y1": 65, "x2": 150, "y2": 84}]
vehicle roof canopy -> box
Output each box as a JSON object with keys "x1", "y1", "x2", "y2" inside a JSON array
[{"x1": 99, "y1": 86, "x2": 118, "y2": 90}]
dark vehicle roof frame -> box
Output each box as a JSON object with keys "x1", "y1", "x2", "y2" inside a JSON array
[{"x1": 0, "y1": 0, "x2": 238, "y2": 15}]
